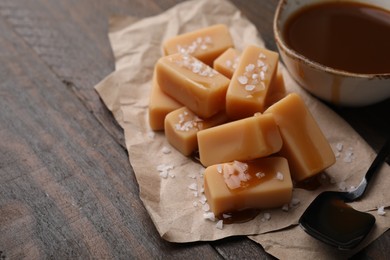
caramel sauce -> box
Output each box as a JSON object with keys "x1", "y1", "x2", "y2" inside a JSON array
[
  {"x1": 283, "y1": 2, "x2": 390, "y2": 74},
  {"x1": 218, "y1": 209, "x2": 261, "y2": 224}
]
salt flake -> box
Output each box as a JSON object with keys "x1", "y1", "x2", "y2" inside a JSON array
[
  {"x1": 261, "y1": 212, "x2": 271, "y2": 222},
  {"x1": 238, "y1": 75, "x2": 248, "y2": 85},
  {"x1": 245, "y1": 85, "x2": 256, "y2": 91},
  {"x1": 161, "y1": 146, "x2": 171, "y2": 154},
  {"x1": 377, "y1": 206, "x2": 386, "y2": 216},
  {"x1": 276, "y1": 172, "x2": 284, "y2": 181},
  {"x1": 203, "y1": 212, "x2": 216, "y2": 221},
  {"x1": 245, "y1": 63, "x2": 255, "y2": 72},
  {"x1": 216, "y1": 220, "x2": 223, "y2": 229},
  {"x1": 188, "y1": 182, "x2": 198, "y2": 191}
]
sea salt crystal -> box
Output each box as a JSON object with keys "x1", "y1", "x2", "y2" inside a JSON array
[
  {"x1": 157, "y1": 164, "x2": 174, "y2": 179},
  {"x1": 245, "y1": 85, "x2": 256, "y2": 91},
  {"x1": 216, "y1": 220, "x2": 223, "y2": 229},
  {"x1": 256, "y1": 172, "x2": 265, "y2": 178},
  {"x1": 188, "y1": 182, "x2": 198, "y2": 191},
  {"x1": 203, "y1": 212, "x2": 215, "y2": 221},
  {"x1": 245, "y1": 63, "x2": 255, "y2": 72},
  {"x1": 193, "y1": 201, "x2": 198, "y2": 207},
  {"x1": 259, "y1": 71, "x2": 265, "y2": 81},
  {"x1": 377, "y1": 206, "x2": 386, "y2": 216},
  {"x1": 202, "y1": 203, "x2": 210, "y2": 212},
  {"x1": 290, "y1": 197, "x2": 300, "y2": 206},
  {"x1": 282, "y1": 204, "x2": 289, "y2": 212},
  {"x1": 161, "y1": 146, "x2": 171, "y2": 154},
  {"x1": 338, "y1": 181, "x2": 347, "y2": 191},
  {"x1": 276, "y1": 172, "x2": 284, "y2": 181},
  {"x1": 257, "y1": 60, "x2": 265, "y2": 67},
  {"x1": 336, "y1": 142, "x2": 344, "y2": 152},
  {"x1": 217, "y1": 164, "x2": 223, "y2": 174},
  {"x1": 147, "y1": 131, "x2": 155, "y2": 139},
  {"x1": 199, "y1": 195, "x2": 207, "y2": 205},
  {"x1": 238, "y1": 75, "x2": 248, "y2": 85},
  {"x1": 222, "y1": 213, "x2": 232, "y2": 219},
  {"x1": 159, "y1": 171, "x2": 168, "y2": 179},
  {"x1": 259, "y1": 53, "x2": 266, "y2": 59},
  {"x1": 192, "y1": 61, "x2": 203, "y2": 73},
  {"x1": 188, "y1": 174, "x2": 197, "y2": 179},
  {"x1": 261, "y1": 212, "x2": 271, "y2": 222}
]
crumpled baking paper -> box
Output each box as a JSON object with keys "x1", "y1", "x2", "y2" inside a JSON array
[{"x1": 95, "y1": 0, "x2": 389, "y2": 258}]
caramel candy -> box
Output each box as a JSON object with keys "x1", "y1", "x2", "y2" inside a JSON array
[
  {"x1": 164, "y1": 107, "x2": 228, "y2": 156},
  {"x1": 213, "y1": 48, "x2": 240, "y2": 79},
  {"x1": 156, "y1": 53, "x2": 230, "y2": 118},
  {"x1": 197, "y1": 113, "x2": 282, "y2": 167},
  {"x1": 226, "y1": 45, "x2": 279, "y2": 120},
  {"x1": 265, "y1": 71, "x2": 286, "y2": 109},
  {"x1": 149, "y1": 72, "x2": 182, "y2": 130},
  {"x1": 162, "y1": 24, "x2": 234, "y2": 66},
  {"x1": 204, "y1": 157, "x2": 293, "y2": 217},
  {"x1": 265, "y1": 93, "x2": 336, "y2": 181}
]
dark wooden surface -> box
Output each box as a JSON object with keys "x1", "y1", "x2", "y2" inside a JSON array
[{"x1": 0, "y1": 0, "x2": 389, "y2": 259}]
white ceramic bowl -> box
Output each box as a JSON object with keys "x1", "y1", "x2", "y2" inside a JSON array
[{"x1": 274, "y1": 0, "x2": 390, "y2": 106}]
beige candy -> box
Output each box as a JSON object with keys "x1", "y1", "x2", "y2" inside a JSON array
[
  {"x1": 226, "y1": 45, "x2": 279, "y2": 120},
  {"x1": 148, "y1": 71, "x2": 182, "y2": 131},
  {"x1": 265, "y1": 93, "x2": 336, "y2": 182},
  {"x1": 162, "y1": 24, "x2": 234, "y2": 66},
  {"x1": 156, "y1": 53, "x2": 230, "y2": 119},
  {"x1": 164, "y1": 107, "x2": 228, "y2": 156},
  {"x1": 213, "y1": 48, "x2": 240, "y2": 79},
  {"x1": 204, "y1": 157, "x2": 293, "y2": 217},
  {"x1": 197, "y1": 113, "x2": 282, "y2": 167},
  {"x1": 265, "y1": 71, "x2": 286, "y2": 109}
]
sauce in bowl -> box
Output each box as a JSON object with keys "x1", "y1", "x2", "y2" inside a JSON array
[{"x1": 283, "y1": 2, "x2": 390, "y2": 74}]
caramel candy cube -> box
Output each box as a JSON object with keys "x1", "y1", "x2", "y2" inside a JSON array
[
  {"x1": 162, "y1": 24, "x2": 234, "y2": 66},
  {"x1": 197, "y1": 113, "x2": 282, "y2": 166},
  {"x1": 204, "y1": 157, "x2": 293, "y2": 217},
  {"x1": 149, "y1": 72, "x2": 182, "y2": 131},
  {"x1": 213, "y1": 48, "x2": 240, "y2": 79},
  {"x1": 265, "y1": 71, "x2": 287, "y2": 109},
  {"x1": 156, "y1": 53, "x2": 230, "y2": 118},
  {"x1": 265, "y1": 93, "x2": 336, "y2": 182},
  {"x1": 164, "y1": 107, "x2": 228, "y2": 156},
  {"x1": 226, "y1": 45, "x2": 279, "y2": 120}
]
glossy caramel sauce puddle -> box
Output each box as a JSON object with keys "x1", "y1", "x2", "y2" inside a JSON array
[{"x1": 283, "y1": 2, "x2": 390, "y2": 74}]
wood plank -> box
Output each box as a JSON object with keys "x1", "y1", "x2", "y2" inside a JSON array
[
  {"x1": 0, "y1": 11, "x2": 221, "y2": 260},
  {"x1": 0, "y1": 0, "x2": 278, "y2": 259},
  {"x1": 0, "y1": 0, "x2": 388, "y2": 258}
]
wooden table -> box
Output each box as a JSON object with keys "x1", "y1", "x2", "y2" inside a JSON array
[{"x1": 1, "y1": 0, "x2": 389, "y2": 258}]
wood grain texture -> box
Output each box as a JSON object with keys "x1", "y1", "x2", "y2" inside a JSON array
[{"x1": 0, "y1": 0, "x2": 389, "y2": 259}]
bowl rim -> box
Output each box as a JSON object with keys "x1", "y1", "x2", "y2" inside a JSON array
[{"x1": 273, "y1": 0, "x2": 390, "y2": 80}]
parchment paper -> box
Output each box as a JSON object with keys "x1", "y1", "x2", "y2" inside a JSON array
[{"x1": 95, "y1": 0, "x2": 389, "y2": 258}]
